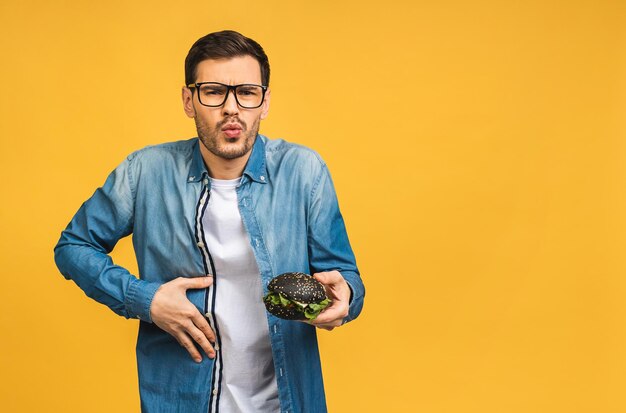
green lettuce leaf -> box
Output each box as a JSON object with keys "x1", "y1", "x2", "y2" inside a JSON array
[
  {"x1": 264, "y1": 292, "x2": 331, "y2": 320},
  {"x1": 278, "y1": 293, "x2": 291, "y2": 307},
  {"x1": 265, "y1": 292, "x2": 282, "y2": 305},
  {"x1": 303, "y1": 298, "x2": 331, "y2": 320}
]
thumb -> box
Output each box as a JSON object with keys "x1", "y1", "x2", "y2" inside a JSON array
[
  {"x1": 313, "y1": 271, "x2": 333, "y2": 285},
  {"x1": 178, "y1": 275, "x2": 213, "y2": 290}
]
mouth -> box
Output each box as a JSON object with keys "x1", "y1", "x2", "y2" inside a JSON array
[{"x1": 221, "y1": 123, "x2": 243, "y2": 138}]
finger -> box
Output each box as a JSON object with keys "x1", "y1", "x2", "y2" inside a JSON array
[
  {"x1": 309, "y1": 318, "x2": 341, "y2": 328},
  {"x1": 313, "y1": 272, "x2": 331, "y2": 287},
  {"x1": 304, "y1": 320, "x2": 338, "y2": 330},
  {"x1": 191, "y1": 311, "x2": 216, "y2": 344},
  {"x1": 310, "y1": 301, "x2": 348, "y2": 325},
  {"x1": 176, "y1": 275, "x2": 214, "y2": 290},
  {"x1": 176, "y1": 331, "x2": 204, "y2": 363},
  {"x1": 313, "y1": 271, "x2": 341, "y2": 287},
  {"x1": 314, "y1": 272, "x2": 345, "y2": 301},
  {"x1": 186, "y1": 322, "x2": 215, "y2": 359}
]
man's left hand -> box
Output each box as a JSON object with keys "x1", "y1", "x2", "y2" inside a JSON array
[{"x1": 303, "y1": 270, "x2": 351, "y2": 331}]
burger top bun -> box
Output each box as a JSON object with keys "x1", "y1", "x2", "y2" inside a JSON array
[{"x1": 267, "y1": 272, "x2": 327, "y2": 304}]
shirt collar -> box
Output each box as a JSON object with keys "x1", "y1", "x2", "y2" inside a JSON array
[
  {"x1": 187, "y1": 135, "x2": 268, "y2": 184},
  {"x1": 242, "y1": 134, "x2": 268, "y2": 184}
]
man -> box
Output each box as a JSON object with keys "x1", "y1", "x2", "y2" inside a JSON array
[{"x1": 54, "y1": 30, "x2": 365, "y2": 413}]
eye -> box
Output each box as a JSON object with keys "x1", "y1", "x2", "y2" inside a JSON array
[
  {"x1": 200, "y1": 85, "x2": 226, "y2": 96},
  {"x1": 237, "y1": 86, "x2": 260, "y2": 96}
]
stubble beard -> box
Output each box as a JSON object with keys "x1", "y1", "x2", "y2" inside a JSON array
[{"x1": 195, "y1": 115, "x2": 261, "y2": 160}]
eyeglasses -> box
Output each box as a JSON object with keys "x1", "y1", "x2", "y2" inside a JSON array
[{"x1": 187, "y1": 82, "x2": 268, "y2": 109}]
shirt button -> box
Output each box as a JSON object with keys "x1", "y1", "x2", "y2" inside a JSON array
[
  {"x1": 197, "y1": 241, "x2": 203, "y2": 247},
  {"x1": 188, "y1": 176, "x2": 195, "y2": 181},
  {"x1": 203, "y1": 178, "x2": 209, "y2": 185},
  {"x1": 214, "y1": 344, "x2": 220, "y2": 351},
  {"x1": 260, "y1": 175, "x2": 265, "y2": 181},
  {"x1": 213, "y1": 388, "x2": 218, "y2": 395}
]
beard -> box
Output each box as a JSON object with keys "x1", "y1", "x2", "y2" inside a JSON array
[{"x1": 195, "y1": 114, "x2": 261, "y2": 160}]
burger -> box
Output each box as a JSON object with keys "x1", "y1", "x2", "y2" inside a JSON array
[{"x1": 263, "y1": 272, "x2": 331, "y2": 320}]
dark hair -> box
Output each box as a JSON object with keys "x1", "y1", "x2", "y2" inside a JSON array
[{"x1": 185, "y1": 30, "x2": 270, "y2": 87}]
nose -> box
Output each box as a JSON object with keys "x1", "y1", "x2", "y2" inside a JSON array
[{"x1": 222, "y1": 88, "x2": 240, "y2": 116}]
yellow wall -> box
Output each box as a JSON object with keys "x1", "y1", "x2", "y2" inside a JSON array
[{"x1": 1, "y1": 1, "x2": 625, "y2": 412}]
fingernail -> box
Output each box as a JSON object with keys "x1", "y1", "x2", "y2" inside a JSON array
[{"x1": 195, "y1": 358, "x2": 202, "y2": 363}]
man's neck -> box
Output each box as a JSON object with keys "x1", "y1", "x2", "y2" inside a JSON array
[{"x1": 199, "y1": 143, "x2": 251, "y2": 180}]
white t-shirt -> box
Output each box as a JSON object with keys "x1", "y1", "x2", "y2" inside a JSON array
[{"x1": 202, "y1": 177, "x2": 280, "y2": 413}]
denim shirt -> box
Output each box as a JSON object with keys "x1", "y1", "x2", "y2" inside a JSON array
[{"x1": 54, "y1": 135, "x2": 365, "y2": 413}]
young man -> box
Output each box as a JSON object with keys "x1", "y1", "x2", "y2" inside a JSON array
[{"x1": 54, "y1": 30, "x2": 365, "y2": 413}]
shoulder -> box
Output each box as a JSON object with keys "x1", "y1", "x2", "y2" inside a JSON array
[
  {"x1": 261, "y1": 135, "x2": 327, "y2": 175},
  {"x1": 126, "y1": 138, "x2": 196, "y2": 164},
  {"x1": 116, "y1": 138, "x2": 198, "y2": 185},
  {"x1": 118, "y1": 138, "x2": 197, "y2": 179}
]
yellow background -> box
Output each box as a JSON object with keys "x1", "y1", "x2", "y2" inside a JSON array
[{"x1": 1, "y1": 1, "x2": 625, "y2": 412}]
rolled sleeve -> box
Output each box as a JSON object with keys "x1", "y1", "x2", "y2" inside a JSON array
[
  {"x1": 341, "y1": 271, "x2": 365, "y2": 324},
  {"x1": 125, "y1": 278, "x2": 162, "y2": 322}
]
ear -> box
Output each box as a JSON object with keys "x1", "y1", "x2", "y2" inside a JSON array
[
  {"x1": 260, "y1": 88, "x2": 271, "y2": 120},
  {"x1": 182, "y1": 86, "x2": 195, "y2": 118}
]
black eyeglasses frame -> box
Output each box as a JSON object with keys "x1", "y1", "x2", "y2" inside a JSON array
[{"x1": 186, "y1": 82, "x2": 268, "y2": 109}]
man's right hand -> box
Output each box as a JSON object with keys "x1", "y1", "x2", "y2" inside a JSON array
[{"x1": 149, "y1": 276, "x2": 216, "y2": 363}]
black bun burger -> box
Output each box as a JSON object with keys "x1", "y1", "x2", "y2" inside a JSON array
[{"x1": 263, "y1": 272, "x2": 331, "y2": 320}]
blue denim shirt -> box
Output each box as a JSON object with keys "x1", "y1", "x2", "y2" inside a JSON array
[{"x1": 54, "y1": 135, "x2": 365, "y2": 413}]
